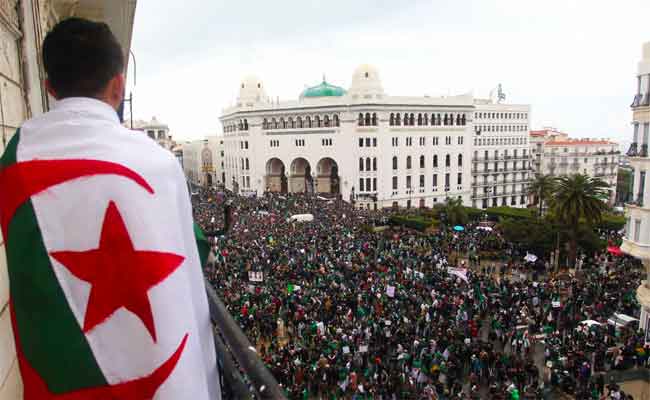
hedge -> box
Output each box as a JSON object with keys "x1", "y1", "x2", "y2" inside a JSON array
[
  {"x1": 464, "y1": 206, "x2": 485, "y2": 221},
  {"x1": 486, "y1": 207, "x2": 535, "y2": 220},
  {"x1": 389, "y1": 215, "x2": 433, "y2": 231},
  {"x1": 596, "y1": 213, "x2": 626, "y2": 231}
]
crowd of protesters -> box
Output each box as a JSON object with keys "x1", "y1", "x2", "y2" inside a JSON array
[{"x1": 192, "y1": 187, "x2": 648, "y2": 400}]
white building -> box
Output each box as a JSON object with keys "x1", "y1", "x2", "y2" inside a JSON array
[
  {"x1": 529, "y1": 129, "x2": 620, "y2": 203},
  {"x1": 128, "y1": 116, "x2": 175, "y2": 150},
  {"x1": 181, "y1": 136, "x2": 225, "y2": 187},
  {"x1": 622, "y1": 41, "x2": 650, "y2": 337},
  {"x1": 471, "y1": 100, "x2": 532, "y2": 208},
  {"x1": 220, "y1": 65, "x2": 531, "y2": 209}
]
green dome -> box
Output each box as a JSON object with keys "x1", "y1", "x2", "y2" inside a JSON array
[{"x1": 301, "y1": 80, "x2": 346, "y2": 98}]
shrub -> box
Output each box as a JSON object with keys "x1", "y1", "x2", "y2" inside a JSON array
[
  {"x1": 486, "y1": 207, "x2": 535, "y2": 221},
  {"x1": 389, "y1": 215, "x2": 433, "y2": 231}
]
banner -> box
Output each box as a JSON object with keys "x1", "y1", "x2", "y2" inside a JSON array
[
  {"x1": 447, "y1": 267, "x2": 468, "y2": 283},
  {"x1": 386, "y1": 285, "x2": 395, "y2": 298},
  {"x1": 248, "y1": 271, "x2": 263, "y2": 282}
]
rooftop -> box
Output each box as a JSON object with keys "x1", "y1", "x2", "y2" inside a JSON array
[{"x1": 300, "y1": 79, "x2": 347, "y2": 98}]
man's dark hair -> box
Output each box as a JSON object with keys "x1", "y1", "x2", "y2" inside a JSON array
[{"x1": 43, "y1": 17, "x2": 124, "y2": 99}]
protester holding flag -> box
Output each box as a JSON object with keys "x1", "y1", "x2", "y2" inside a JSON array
[{"x1": 0, "y1": 18, "x2": 219, "y2": 399}]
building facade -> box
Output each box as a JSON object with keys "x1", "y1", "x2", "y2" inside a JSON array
[
  {"x1": 471, "y1": 100, "x2": 532, "y2": 208},
  {"x1": 622, "y1": 41, "x2": 650, "y2": 338},
  {"x1": 220, "y1": 65, "x2": 531, "y2": 209},
  {"x1": 530, "y1": 129, "x2": 620, "y2": 203},
  {"x1": 128, "y1": 116, "x2": 175, "y2": 150},
  {"x1": 0, "y1": 1, "x2": 137, "y2": 397},
  {"x1": 181, "y1": 136, "x2": 225, "y2": 188}
]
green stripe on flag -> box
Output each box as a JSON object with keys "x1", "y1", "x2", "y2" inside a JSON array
[
  {"x1": 3, "y1": 130, "x2": 107, "y2": 393},
  {"x1": 194, "y1": 222, "x2": 210, "y2": 268}
]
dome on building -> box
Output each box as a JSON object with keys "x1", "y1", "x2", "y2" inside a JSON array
[
  {"x1": 300, "y1": 79, "x2": 347, "y2": 98},
  {"x1": 348, "y1": 64, "x2": 384, "y2": 98},
  {"x1": 238, "y1": 75, "x2": 267, "y2": 104}
]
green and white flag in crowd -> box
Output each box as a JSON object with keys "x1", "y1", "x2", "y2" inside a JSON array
[{"x1": 0, "y1": 98, "x2": 220, "y2": 399}]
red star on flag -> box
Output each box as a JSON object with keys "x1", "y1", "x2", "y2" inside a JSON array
[{"x1": 51, "y1": 200, "x2": 184, "y2": 342}]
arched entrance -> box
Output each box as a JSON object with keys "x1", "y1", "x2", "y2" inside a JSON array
[
  {"x1": 206, "y1": 173, "x2": 213, "y2": 187},
  {"x1": 265, "y1": 158, "x2": 288, "y2": 193},
  {"x1": 290, "y1": 157, "x2": 312, "y2": 193},
  {"x1": 316, "y1": 157, "x2": 340, "y2": 194}
]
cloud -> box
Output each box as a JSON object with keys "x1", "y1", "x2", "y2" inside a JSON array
[{"x1": 127, "y1": 0, "x2": 650, "y2": 144}]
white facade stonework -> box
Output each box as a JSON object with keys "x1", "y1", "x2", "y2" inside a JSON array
[
  {"x1": 128, "y1": 116, "x2": 175, "y2": 150},
  {"x1": 622, "y1": 41, "x2": 650, "y2": 337},
  {"x1": 220, "y1": 65, "x2": 532, "y2": 209},
  {"x1": 471, "y1": 100, "x2": 532, "y2": 208},
  {"x1": 181, "y1": 136, "x2": 225, "y2": 188},
  {"x1": 529, "y1": 129, "x2": 620, "y2": 204}
]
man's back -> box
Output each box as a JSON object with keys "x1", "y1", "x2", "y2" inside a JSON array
[{"x1": 1, "y1": 97, "x2": 219, "y2": 399}]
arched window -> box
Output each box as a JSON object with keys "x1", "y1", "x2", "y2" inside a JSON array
[
  {"x1": 244, "y1": 119, "x2": 248, "y2": 130},
  {"x1": 372, "y1": 113, "x2": 377, "y2": 126},
  {"x1": 437, "y1": 114, "x2": 441, "y2": 125},
  {"x1": 324, "y1": 115, "x2": 330, "y2": 127},
  {"x1": 433, "y1": 155, "x2": 438, "y2": 167},
  {"x1": 333, "y1": 114, "x2": 340, "y2": 127},
  {"x1": 366, "y1": 157, "x2": 371, "y2": 171},
  {"x1": 419, "y1": 155, "x2": 425, "y2": 169},
  {"x1": 424, "y1": 114, "x2": 429, "y2": 125},
  {"x1": 458, "y1": 154, "x2": 462, "y2": 166},
  {"x1": 315, "y1": 115, "x2": 321, "y2": 127},
  {"x1": 406, "y1": 156, "x2": 412, "y2": 169},
  {"x1": 390, "y1": 113, "x2": 395, "y2": 126},
  {"x1": 288, "y1": 117, "x2": 294, "y2": 129},
  {"x1": 297, "y1": 117, "x2": 303, "y2": 128},
  {"x1": 358, "y1": 113, "x2": 364, "y2": 126},
  {"x1": 461, "y1": 114, "x2": 466, "y2": 125},
  {"x1": 392, "y1": 156, "x2": 398, "y2": 170},
  {"x1": 272, "y1": 118, "x2": 277, "y2": 129},
  {"x1": 359, "y1": 158, "x2": 364, "y2": 171},
  {"x1": 245, "y1": 158, "x2": 250, "y2": 170},
  {"x1": 417, "y1": 113, "x2": 423, "y2": 126},
  {"x1": 373, "y1": 157, "x2": 377, "y2": 171},
  {"x1": 365, "y1": 113, "x2": 371, "y2": 126},
  {"x1": 306, "y1": 116, "x2": 312, "y2": 128},
  {"x1": 409, "y1": 113, "x2": 415, "y2": 126},
  {"x1": 262, "y1": 118, "x2": 268, "y2": 129},
  {"x1": 456, "y1": 114, "x2": 461, "y2": 125},
  {"x1": 396, "y1": 113, "x2": 401, "y2": 126},
  {"x1": 445, "y1": 154, "x2": 450, "y2": 167}
]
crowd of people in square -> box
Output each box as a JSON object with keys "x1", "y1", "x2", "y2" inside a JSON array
[{"x1": 192, "y1": 187, "x2": 649, "y2": 399}]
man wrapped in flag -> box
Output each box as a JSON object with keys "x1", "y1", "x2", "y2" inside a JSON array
[{"x1": 0, "y1": 18, "x2": 220, "y2": 399}]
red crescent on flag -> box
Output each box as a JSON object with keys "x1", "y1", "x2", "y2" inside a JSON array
[
  {"x1": 11, "y1": 302, "x2": 189, "y2": 399},
  {"x1": 0, "y1": 159, "x2": 154, "y2": 239}
]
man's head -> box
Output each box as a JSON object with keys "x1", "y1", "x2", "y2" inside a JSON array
[{"x1": 43, "y1": 17, "x2": 125, "y2": 109}]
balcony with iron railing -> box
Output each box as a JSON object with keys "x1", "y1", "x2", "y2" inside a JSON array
[
  {"x1": 632, "y1": 93, "x2": 650, "y2": 108},
  {"x1": 628, "y1": 143, "x2": 649, "y2": 158}
]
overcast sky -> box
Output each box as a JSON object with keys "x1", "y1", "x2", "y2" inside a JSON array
[{"x1": 126, "y1": 0, "x2": 650, "y2": 146}]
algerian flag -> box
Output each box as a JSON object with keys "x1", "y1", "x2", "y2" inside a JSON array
[
  {"x1": 288, "y1": 283, "x2": 301, "y2": 294},
  {"x1": 0, "y1": 101, "x2": 220, "y2": 400}
]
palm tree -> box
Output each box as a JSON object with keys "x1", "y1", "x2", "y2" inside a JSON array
[
  {"x1": 528, "y1": 174, "x2": 557, "y2": 217},
  {"x1": 442, "y1": 197, "x2": 467, "y2": 227},
  {"x1": 552, "y1": 174, "x2": 609, "y2": 267}
]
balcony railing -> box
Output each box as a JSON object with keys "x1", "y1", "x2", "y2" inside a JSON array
[
  {"x1": 632, "y1": 94, "x2": 643, "y2": 107},
  {"x1": 627, "y1": 143, "x2": 638, "y2": 156},
  {"x1": 206, "y1": 283, "x2": 286, "y2": 399}
]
